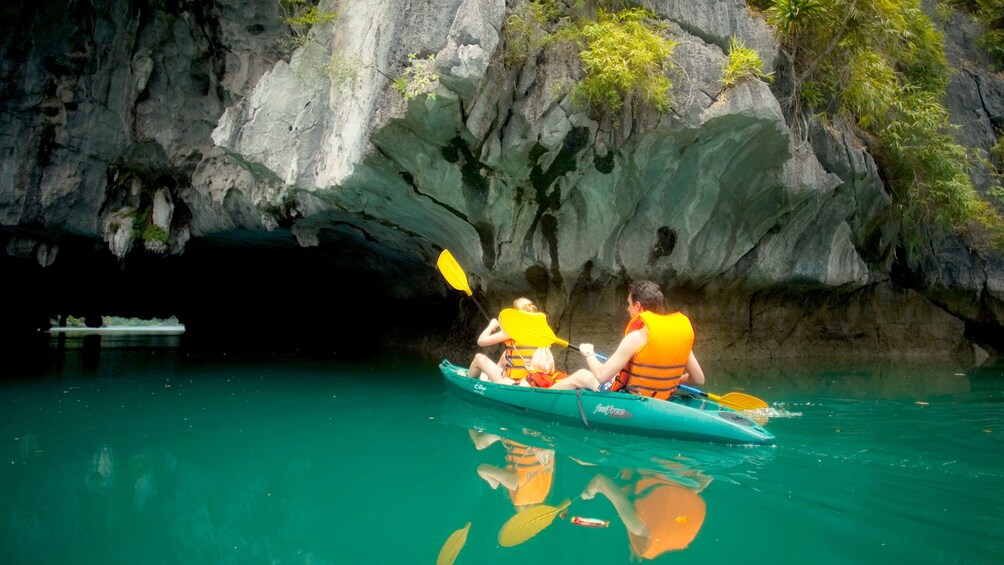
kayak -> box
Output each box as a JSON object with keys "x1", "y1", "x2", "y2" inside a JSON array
[{"x1": 439, "y1": 360, "x2": 775, "y2": 446}]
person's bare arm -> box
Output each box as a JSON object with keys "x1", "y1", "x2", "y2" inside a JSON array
[
  {"x1": 581, "y1": 474, "x2": 648, "y2": 537},
  {"x1": 476, "y1": 319, "x2": 510, "y2": 347},
  {"x1": 477, "y1": 464, "x2": 519, "y2": 490},
  {"x1": 579, "y1": 329, "x2": 647, "y2": 385},
  {"x1": 682, "y1": 351, "x2": 704, "y2": 386}
]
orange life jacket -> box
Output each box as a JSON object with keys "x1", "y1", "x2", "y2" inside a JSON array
[
  {"x1": 610, "y1": 311, "x2": 694, "y2": 400},
  {"x1": 627, "y1": 475, "x2": 706, "y2": 557},
  {"x1": 503, "y1": 339, "x2": 535, "y2": 381},
  {"x1": 503, "y1": 440, "x2": 554, "y2": 508},
  {"x1": 525, "y1": 370, "x2": 568, "y2": 389}
]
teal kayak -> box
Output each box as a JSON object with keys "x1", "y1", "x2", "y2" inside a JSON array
[{"x1": 439, "y1": 360, "x2": 775, "y2": 445}]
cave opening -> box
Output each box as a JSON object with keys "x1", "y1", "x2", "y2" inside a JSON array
[{"x1": 2, "y1": 228, "x2": 460, "y2": 360}]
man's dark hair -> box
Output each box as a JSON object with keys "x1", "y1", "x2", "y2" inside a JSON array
[{"x1": 629, "y1": 280, "x2": 664, "y2": 312}]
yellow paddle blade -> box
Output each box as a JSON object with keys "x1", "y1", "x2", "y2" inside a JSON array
[
  {"x1": 436, "y1": 522, "x2": 471, "y2": 565},
  {"x1": 709, "y1": 391, "x2": 769, "y2": 412},
  {"x1": 498, "y1": 309, "x2": 568, "y2": 348},
  {"x1": 437, "y1": 249, "x2": 472, "y2": 296},
  {"x1": 498, "y1": 499, "x2": 572, "y2": 547}
]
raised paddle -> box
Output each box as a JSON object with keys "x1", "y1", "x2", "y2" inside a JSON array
[
  {"x1": 436, "y1": 249, "x2": 491, "y2": 321},
  {"x1": 498, "y1": 308, "x2": 769, "y2": 412}
]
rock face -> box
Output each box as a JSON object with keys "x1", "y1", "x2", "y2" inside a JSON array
[{"x1": 1, "y1": 0, "x2": 1002, "y2": 361}]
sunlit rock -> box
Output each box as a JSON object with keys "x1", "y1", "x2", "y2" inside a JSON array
[{"x1": 0, "y1": 0, "x2": 1001, "y2": 358}]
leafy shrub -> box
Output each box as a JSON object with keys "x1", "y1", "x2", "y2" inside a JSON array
[
  {"x1": 392, "y1": 53, "x2": 440, "y2": 100},
  {"x1": 503, "y1": 0, "x2": 560, "y2": 65},
  {"x1": 280, "y1": 0, "x2": 338, "y2": 50},
  {"x1": 568, "y1": 8, "x2": 676, "y2": 114},
  {"x1": 722, "y1": 36, "x2": 772, "y2": 89},
  {"x1": 141, "y1": 224, "x2": 170, "y2": 245},
  {"x1": 765, "y1": 0, "x2": 828, "y2": 38}
]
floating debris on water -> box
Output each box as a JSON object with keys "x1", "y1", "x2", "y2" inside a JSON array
[{"x1": 570, "y1": 516, "x2": 609, "y2": 528}]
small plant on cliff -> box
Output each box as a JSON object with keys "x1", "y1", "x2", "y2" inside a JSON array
[
  {"x1": 141, "y1": 224, "x2": 170, "y2": 245},
  {"x1": 393, "y1": 53, "x2": 440, "y2": 100},
  {"x1": 279, "y1": 0, "x2": 338, "y2": 50},
  {"x1": 502, "y1": 0, "x2": 560, "y2": 66},
  {"x1": 721, "y1": 36, "x2": 772, "y2": 89},
  {"x1": 325, "y1": 53, "x2": 361, "y2": 84},
  {"x1": 564, "y1": 8, "x2": 676, "y2": 114}
]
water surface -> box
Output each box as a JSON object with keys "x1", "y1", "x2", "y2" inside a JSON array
[{"x1": 1, "y1": 336, "x2": 1001, "y2": 563}]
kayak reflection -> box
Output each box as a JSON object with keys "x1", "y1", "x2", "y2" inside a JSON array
[{"x1": 437, "y1": 397, "x2": 774, "y2": 561}]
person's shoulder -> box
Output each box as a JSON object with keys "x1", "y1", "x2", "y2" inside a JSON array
[{"x1": 622, "y1": 326, "x2": 648, "y2": 347}]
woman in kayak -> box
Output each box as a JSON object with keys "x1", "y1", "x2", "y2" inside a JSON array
[{"x1": 467, "y1": 298, "x2": 538, "y2": 384}]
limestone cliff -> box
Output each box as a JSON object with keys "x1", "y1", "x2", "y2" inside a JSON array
[{"x1": 1, "y1": 0, "x2": 1002, "y2": 361}]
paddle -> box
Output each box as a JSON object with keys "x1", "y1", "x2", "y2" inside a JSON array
[
  {"x1": 498, "y1": 308, "x2": 769, "y2": 412},
  {"x1": 436, "y1": 521, "x2": 471, "y2": 565},
  {"x1": 497, "y1": 499, "x2": 572, "y2": 547},
  {"x1": 436, "y1": 249, "x2": 491, "y2": 321}
]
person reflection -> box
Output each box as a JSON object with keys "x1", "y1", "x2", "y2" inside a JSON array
[
  {"x1": 469, "y1": 429, "x2": 555, "y2": 512},
  {"x1": 581, "y1": 468, "x2": 710, "y2": 558}
]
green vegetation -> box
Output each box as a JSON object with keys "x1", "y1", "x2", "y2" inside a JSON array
[
  {"x1": 564, "y1": 8, "x2": 676, "y2": 114},
  {"x1": 722, "y1": 36, "x2": 772, "y2": 89},
  {"x1": 279, "y1": 0, "x2": 338, "y2": 50},
  {"x1": 392, "y1": 2, "x2": 675, "y2": 116},
  {"x1": 392, "y1": 53, "x2": 440, "y2": 100},
  {"x1": 751, "y1": 0, "x2": 1004, "y2": 249},
  {"x1": 502, "y1": 0, "x2": 560, "y2": 65},
  {"x1": 945, "y1": 0, "x2": 1004, "y2": 69},
  {"x1": 54, "y1": 316, "x2": 182, "y2": 328},
  {"x1": 325, "y1": 53, "x2": 361, "y2": 84},
  {"x1": 991, "y1": 136, "x2": 1004, "y2": 206},
  {"x1": 106, "y1": 164, "x2": 180, "y2": 250},
  {"x1": 141, "y1": 224, "x2": 170, "y2": 245}
]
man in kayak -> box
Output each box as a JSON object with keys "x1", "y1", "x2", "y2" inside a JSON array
[
  {"x1": 467, "y1": 298, "x2": 538, "y2": 383},
  {"x1": 555, "y1": 280, "x2": 705, "y2": 396}
]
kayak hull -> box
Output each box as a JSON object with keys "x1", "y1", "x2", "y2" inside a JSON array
[{"x1": 439, "y1": 360, "x2": 774, "y2": 445}]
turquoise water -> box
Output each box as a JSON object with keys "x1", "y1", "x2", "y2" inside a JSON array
[{"x1": 2, "y1": 336, "x2": 1002, "y2": 564}]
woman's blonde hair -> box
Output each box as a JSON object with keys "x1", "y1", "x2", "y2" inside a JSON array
[
  {"x1": 512, "y1": 297, "x2": 537, "y2": 313},
  {"x1": 529, "y1": 347, "x2": 555, "y2": 375}
]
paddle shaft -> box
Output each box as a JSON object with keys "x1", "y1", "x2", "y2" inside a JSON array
[
  {"x1": 469, "y1": 295, "x2": 492, "y2": 322},
  {"x1": 574, "y1": 347, "x2": 738, "y2": 403}
]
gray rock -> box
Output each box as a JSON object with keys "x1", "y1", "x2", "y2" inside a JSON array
[{"x1": 1, "y1": 0, "x2": 1002, "y2": 358}]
